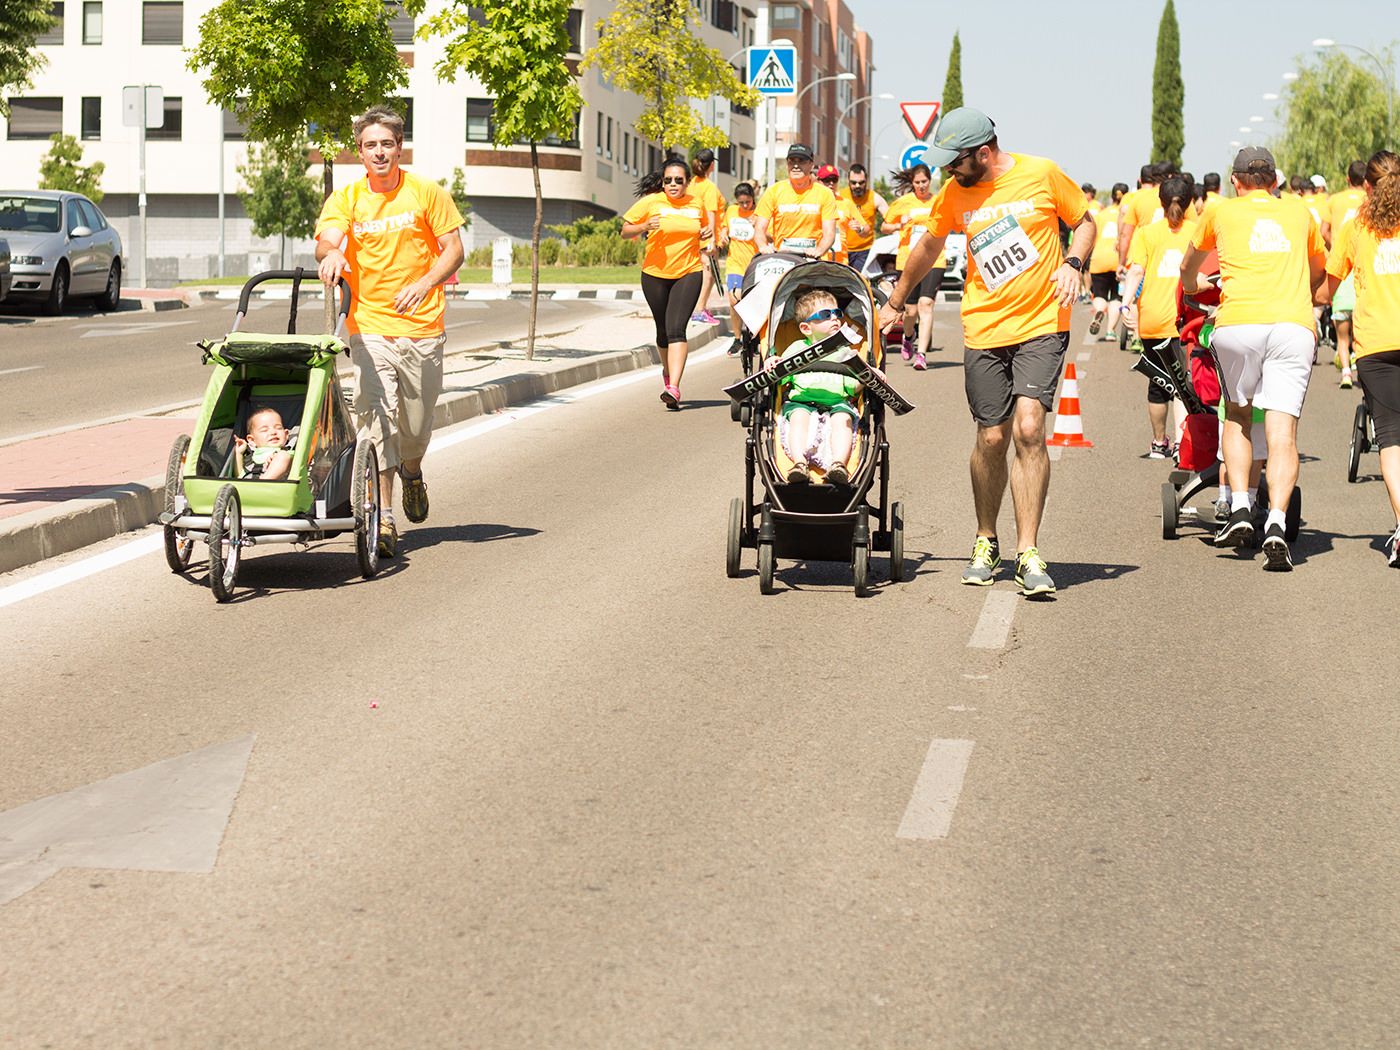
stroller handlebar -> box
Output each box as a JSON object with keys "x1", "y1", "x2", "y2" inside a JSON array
[{"x1": 235, "y1": 269, "x2": 352, "y2": 331}]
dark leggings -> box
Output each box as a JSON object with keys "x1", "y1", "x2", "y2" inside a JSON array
[{"x1": 640, "y1": 270, "x2": 704, "y2": 346}]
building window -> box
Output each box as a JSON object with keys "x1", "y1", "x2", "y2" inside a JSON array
[
  {"x1": 719, "y1": 145, "x2": 733, "y2": 175},
  {"x1": 631, "y1": 136, "x2": 639, "y2": 173},
  {"x1": 605, "y1": 116, "x2": 613, "y2": 159},
  {"x1": 526, "y1": 112, "x2": 580, "y2": 149},
  {"x1": 466, "y1": 98, "x2": 494, "y2": 142},
  {"x1": 565, "y1": 8, "x2": 582, "y2": 53},
  {"x1": 389, "y1": 97, "x2": 414, "y2": 141},
  {"x1": 383, "y1": 1, "x2": 414, "y2": 44},
  {"x1": 5, "y1": 98, "x2": 62, "y2": 140},
  {"x1": 838, "y1": 29, "x2": 851, "y2": 69},
  {"x1": 38, "y1": 2, "x2": 64, "y2": 44},
  {"x1": 595, "y1": 111, "x2": 604, "y2": 155},
  {"x1": 81, "y1": 97, "x2": 101, "y2": 140},
  {"x1": 82, "y1": 1, "x2": 101, "y2": 43},
  {"x1": 621, "y1": 131, "x2": 630, "y2": 173},
  {"x1": 222, "y1": 107, "x2": 248, "y2": 141},
  {"x1": 814, "y1": 20, "x2": 824, "y2": 56},
  {"x1": 142, "y1": 1, "x2": 182, "y2": 44},
  {"x1": 771, "y1": 4, "x2": 799, "y2": 28},
  {"x1": 146, "y1": 96, "x2": 183, "y2": 140}
]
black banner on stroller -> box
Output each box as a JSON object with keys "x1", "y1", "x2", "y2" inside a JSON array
[{"x1": 723, "y1": 328, "x2": 916, "y2": 414}]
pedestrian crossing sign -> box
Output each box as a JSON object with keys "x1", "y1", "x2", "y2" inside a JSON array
[{"x1": 748, "y1": 45, "x2": 797, "y2": 96}]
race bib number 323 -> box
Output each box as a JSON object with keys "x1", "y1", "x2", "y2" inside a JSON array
[{"x1": 968, "y1": 214, "x2": 1038, "y2": 291}]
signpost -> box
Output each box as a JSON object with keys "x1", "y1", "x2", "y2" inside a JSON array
[
  {"x1": 899, "y1": 101, "x2": 941, "y2": 140},
  {"x1": 748, "y1": 44, "x2": 797, "y2": 188},
  {"x1": 121, "y1": 85, "x2": 163, "y2": 289}
]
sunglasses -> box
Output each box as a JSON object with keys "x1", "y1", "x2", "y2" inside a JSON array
[
  {"x1": 803, "y1": 307, "x2": 843, "y2": 323},
  {"x1": 662, "y1": 176, "x2": 686, "y2": 185},
  {"x1": 820, "y1": 176, "x2": 838, "y2": 183}
]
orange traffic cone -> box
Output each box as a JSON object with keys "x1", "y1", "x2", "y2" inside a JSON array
[{"x1": 1047, "y1": 362, "x2": 1093, "y2": 448}]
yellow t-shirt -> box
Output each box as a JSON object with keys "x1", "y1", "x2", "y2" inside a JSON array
[
  {"x1": 1191, "y1": 190, "x2": 1325, "y2": 330},
  {"x1": 885, "y1": 192, "x2": 947, "y2": 270},
  {"x1": 723, "y1": 203, "x2": 758, "y2": 278},
  {"x1": 830, "y1": 197, "x2": 866, "y2": 264},
  {"x1": 314, "y1": 170, "x2": 465, "y2": 338},
  {"x1": 754, "y1": 179, "x2": 838, "y2": 252},
  {"x1": 1128, "y1": 218, "x2": 1196, "y2": 339},
  {"x1": 1126, "y1": 188, "x2": 1164, "y2": 231},
  {"x1": 622, "y1": 192, "x2": 706, "y2": 279},
  {"x1": 1327, "y1": 219, "x2": 1400, "y2": 359},
  {"x1": 929, "y1": 153, "x2": 1088, "y2": 349},
  {"x1": 839, "y1": 186, "x2": 882, "y2": 250},
  {"x1": 1327, "y1": 187, "x2": 1366, "y2": 238},
  {"x1": 1090, "y1": 208, "x2": 1120, "y2": 274},
  {"x1": 690, "y1": 175, "x2": 725, "y2": 218}
]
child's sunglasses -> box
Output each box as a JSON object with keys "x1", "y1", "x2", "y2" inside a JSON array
[{"x1": 803, "y1": 307, "x2": 843, "y2": 322}]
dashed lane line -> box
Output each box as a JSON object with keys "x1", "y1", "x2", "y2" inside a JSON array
[
  {"x1": 967, "y1": 590, "x2": 1017, "y2": 649},
  {"x1": 896, "y1": 739, "x2": 975, "y2": 841}
]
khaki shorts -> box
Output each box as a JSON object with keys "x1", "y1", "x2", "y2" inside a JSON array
[{"x1": 349, "y1": 332, "x2": 446, "y2": 472}]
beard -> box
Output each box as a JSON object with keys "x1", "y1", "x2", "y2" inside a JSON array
[{"x1": 951, "y1": 155, "x2": 991, "y2": 188}]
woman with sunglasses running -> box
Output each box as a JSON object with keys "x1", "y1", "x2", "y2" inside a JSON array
[
  {"x1": 622, "y1": 156, "x2": 712, "y2": 409},
  {"x1": 881, "y1": 163, "x2": 946, "y2": 370}
]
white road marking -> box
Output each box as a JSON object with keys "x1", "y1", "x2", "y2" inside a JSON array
[
  {"x1": 79, "y1": 320, "x2": 197, "y2": 339},
  {"x1": 967, "y1": 590, "x2": 1017, "y2": 649},
  {"x1": 0, "y1": 365, "x2": 42, "y2": 377},
  {"x1": 1076, "y1": 351, "x2": 1092, "y2": 363},
  {"x1": 946, "y1": 705, "x2": 977, "y2": 712},
  {"x1": 0, "y1": 345, "x2": 728, "y2": 608},
  {"x1": 897, "y1": 739, "x2": 975, "y2": 841}
]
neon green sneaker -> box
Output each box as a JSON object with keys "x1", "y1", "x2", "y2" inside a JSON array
[
  {"x1": 960, "y1": 536, "x2": 1000, "y2": 586},
  {"x1": 1015, "y1": 547, "x2": 1056, "y2": 596}
]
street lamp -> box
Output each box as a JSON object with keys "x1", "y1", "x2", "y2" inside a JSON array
[
  {"x1": 770, "y1": 72, "x2": 855, "y2": 183},
  {"x1": 836, "y1": 92, "x2": 893, "y2": 169},
  {"x1": 726, "y1": 39, "x2": 793, "y2": 64},
  {"x1": 1313, "y1": 38, "x2": 1393, "y2": 140}
]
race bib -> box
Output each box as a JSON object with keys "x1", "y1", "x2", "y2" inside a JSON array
[
  {"x1": 729, "y1": 217, "x2": 754, "y2": 241},
  {"x1": 752, "y1": 256, "x2": 795, "y2": 283},
  {"x1": 968, "y1": 214, "x2": 1039, "y2": 291},
  {"x1": 909, "y1": 225, "x2": 927, "y2": 245},
  {"x1": 781, "y1": 237, "x2": 816, "y2": 252}
]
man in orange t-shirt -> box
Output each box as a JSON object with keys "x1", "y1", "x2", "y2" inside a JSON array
[
  {"x1": 753, "y1": 143, "x2": 838, "y2": 258},
  {"x1": 876, "y1": 108, "x2": 1095, "y2": 597},
  {"x1": 1181, "y1": 146, "x2": 1326, "y2": 570},
  {"x1": 316, "y1": 106, "x2": 464, "y2": 557}
]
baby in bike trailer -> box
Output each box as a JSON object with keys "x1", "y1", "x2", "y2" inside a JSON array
[{"x1": 234, "y1": 406, "x2": 297, "y2": 481}]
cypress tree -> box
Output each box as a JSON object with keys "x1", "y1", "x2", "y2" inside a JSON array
[
  {"x1": 1151, "y1": 0, "x2": 1184, "y2": 167},
  {"x1": 942, "y1": 32, "x2": 963, "y2": 113}
]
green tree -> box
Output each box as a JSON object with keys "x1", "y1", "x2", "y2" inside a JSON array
[
  {"x1": 187, "y1": 0, "x2": 425, "y2": 201},
  {"x1": 0, "y1": 0, "x2": 53, "y2": 117},
  {"x1": 583, "y1": 0, "x2": 760, "y2": 153},
  {"x1": 437, "y1": 167, "x2": 473, "y2": 232},
  {"x1": 426, "y1": 0, "x2": 584, "y2": 360},
  {"x1": 38, "y1": 134, "x2": 105, "y2": 202},
  {"x1": 1151, "y1": 0, "x2": 1184, "y2": 168},
  {"x1": 237, "y1": 140, "x2": 322, "y2": 269},
  {"x1": 1275, "y1": 51, "x2": 1390, "y2": 188},
  {"x1": 942, "y1": 32, "x2": 963, "y2": 114}
]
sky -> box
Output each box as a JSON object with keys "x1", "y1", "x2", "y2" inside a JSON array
[{"x1": 847, "y1": 0, "x2": 1399, "y2": 189}]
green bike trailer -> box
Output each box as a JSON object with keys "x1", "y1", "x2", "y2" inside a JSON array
[{"x1": 160, "y1": 269, "x2": 383, "y2": 601}]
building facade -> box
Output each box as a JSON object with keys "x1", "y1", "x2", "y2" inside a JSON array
[{"x1": 2, "y1": 1, "x2": 870, "y2": 285}]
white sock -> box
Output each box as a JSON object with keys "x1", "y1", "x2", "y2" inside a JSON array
[
  {"x1": 1265, "y1": 508, "x2": 1287, "y2": 531},
  {"x1": 1231, "y1": 491, "x2": 1252, "y2": 512},
  {"x1": 1219, "y1": 484, "x2": 1232, "y2": 504}
]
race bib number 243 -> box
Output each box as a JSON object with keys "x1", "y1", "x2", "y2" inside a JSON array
[{"x1": 968, "y1": 214, "x2": 1038, "y2": 291}]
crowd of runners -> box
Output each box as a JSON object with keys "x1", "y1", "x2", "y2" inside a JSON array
[{"x1": 313, "y1": 100, "x2": 1400, "y2": 585}]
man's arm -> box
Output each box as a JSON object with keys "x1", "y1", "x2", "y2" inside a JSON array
[
  {"x1": 813, "y1": 218, "x2": 837, "y2": 258},
  {"x1": 876, "y1": 231, "x2": 948, "y2": 328},
  {"x1": 1053, "y1": 214, "x2": 1096, "y2": 308},
  {"x1": 316, "y1": 228, "x2": 347, "y2": 286},
  {"x1": 391, "y1": 229, "x2": 465, "y2": 315},
  {"x1": 1179, "y1": 243, "x2": 1208, "y2": 294},
  {"x1": 1309, "y1": 253, "x2": 1327, "y2": 298},
  {"x1": 754, "y1": 215, "x2": 773, "y2": 254}
]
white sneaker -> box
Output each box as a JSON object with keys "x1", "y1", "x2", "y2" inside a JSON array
[{"x1": 1387, "y1": 526, "x2": 1400, "y2": 568}]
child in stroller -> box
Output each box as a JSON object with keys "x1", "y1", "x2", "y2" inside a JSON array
[{"x1": 235, "y1": 406, "x2": 295, "y2": 480}]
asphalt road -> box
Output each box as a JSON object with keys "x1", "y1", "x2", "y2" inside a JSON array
[
  {"x1": 2, "y1": 306, "x2": 1397, "y2": 1048},
  {"x1": 0, "y1": 296, "x2": 635, "y2": 441}
]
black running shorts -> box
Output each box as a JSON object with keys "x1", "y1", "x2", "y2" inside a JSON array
[
  {"x1": 963, "y1": 332, "x2": 1069, "y2": 427},
  {"x1": 1357, "y1": 349, "x2": 1400, "y2": 449}
]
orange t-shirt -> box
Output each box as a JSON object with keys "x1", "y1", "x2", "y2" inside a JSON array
[
  {"x1": 623, "y1": 192, "x2": 706, "y2": 279},
  {"x1": 723, "y1": 203, "x2": 758, "y2": 278},
  {"x1": 690, "y1": 175, "x2": 724, "y2": 248},
  {"x1": 1125, "y1": 188, "x2": 1164, "y2": 231},
  {"x1": 1327, "y1": 187, "x2": 1366, "y2": 238},
  {"x1": 830, "y1": 197, "x2": 867, "y2": 264},
  {"x1": 1327, "y1": 218, "x2": 1400, "y2": 359},
  {"x1": 1128, "y1": 218, "x2": 1196, "y2": 339},
  {"x1": 1090, "y1": 207, "x2": 1120, "y2": 274},
  {"x1": 1191, "y1": 190, "x2": 1325, "y2": 330},
  {"x1": 884, "y1": 192, "x2": 948, "y2": 270},
  {"x1": 315, "y1": 170, "x2": 464, "y2": 337},
  {"x1": 754, "y1": 179, "x2": 838, "y2": 252},
  {"x1": 838, "y1": 186, "x2": 883, "y2": 251},
  {"x1": 929, "y1": 153, "x2": 1088, "y2": 349}
]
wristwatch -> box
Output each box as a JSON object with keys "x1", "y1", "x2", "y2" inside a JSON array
[{"x1": 1063, "y1": 256, "x2": 1085, "y2": 272}]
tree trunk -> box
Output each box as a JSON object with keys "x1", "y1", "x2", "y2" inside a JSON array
[
  {"x1": 323, "y1": 158, "x2": 335, "y2": 334},
  {"x1": 528, "y1": 142, "x2": 542, "y2": 361}
]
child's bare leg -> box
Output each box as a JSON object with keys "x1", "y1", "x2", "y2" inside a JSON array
[
  {"x1": 783, "y1": 406, "x2": 815, "y2": 462},
  {"x1": 829, "y1": 413, "x2": 855, "y2": 465}
]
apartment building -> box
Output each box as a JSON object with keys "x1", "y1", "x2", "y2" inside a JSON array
[{"x1": 1, "y1": 1, "x2": 872, "y2": 284}]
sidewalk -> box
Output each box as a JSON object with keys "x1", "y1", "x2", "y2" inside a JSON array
[{"x1": 0, "y1": 308, "x2": 728, "y2": 575}]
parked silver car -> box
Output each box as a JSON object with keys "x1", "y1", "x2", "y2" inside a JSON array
[{"x1": 0, "y1": 190, "x2": 124, "y2": 314}]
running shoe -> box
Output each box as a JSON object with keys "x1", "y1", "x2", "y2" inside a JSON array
[
  {"x1": 1261, "y1": 522, "x2": 1293, "y2": 571},
  {"x1": 912, "y1": 352, "x2": 928, "y2": 371},
  {"x1": 1089, "y1": 309, "x2": 1105, "y2": 335},
  {"x1": 660, "y1": 384, "x2": 681, "y2": 410},
  {"x1": 786, "y1": 463, "x2": 810, "y2": 485},
  {"x1": 1213, "y1": 496, "x2": 1232, "y2": 524},
  {"x1": 695, "y1": 310, "x2": 719, "y2": 324},
  {"x1": 726, "y1": 337, "x2": 744, "y2": 356},
  {"x1": 1386, "y1": 526, "x2": 1400, "y2": 568},
  {"x1": 377, "y1": 517, "x2": 398, "y2": 558},
  {"x1": 400, "y1": 469, "x2": 429, "y2": 524},
  {"x1": 960, "y1": 536, "x2": 1000, "y2": 586},
  {"x1": 1148, "y1": 440, "x2": 1171, "y2": 459},
  {"x1": 900, "y1": 338, "x2": 914, "y2": 361},
  {"x1": 1015, "y1": 547, "x2": 1056, "y2": 596},
  {"x1": 1340, "y1": 369, "x2": 1354, "y2": 389},
  {"x1": 826, "y1": 461, "x2": 850, "y2": 485},
  {"x1": 1214, "y1": 506, "x2": 1255, "y2": 548},
  {"x1": 1127, "y1": 335, "x2": 1144, "y2": 354}
]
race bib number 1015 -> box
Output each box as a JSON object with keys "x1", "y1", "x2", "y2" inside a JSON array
[{"x1": 968, "y1": 213, "x2": 1038, "y2": 291}]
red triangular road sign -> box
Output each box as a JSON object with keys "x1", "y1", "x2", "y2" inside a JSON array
[{"x1": 900, "y1": 101, "x2": 941, "y2": 140}]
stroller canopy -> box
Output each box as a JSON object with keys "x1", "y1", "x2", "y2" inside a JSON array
[
  {"x1": 198, "y1": 332, "x2": 348, "y2": 368},
  {"x1": 767, "y1": 260, "x2": 877, "y2": 343}
]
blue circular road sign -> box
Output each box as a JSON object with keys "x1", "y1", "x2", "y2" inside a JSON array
[{"x1": 900, "y1": 142, "x2": 928, "y2": 169}]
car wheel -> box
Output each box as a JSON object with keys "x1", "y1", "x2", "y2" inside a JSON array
[
  {"x1": 99, "y1": 260, "x2": 121, "y2": 312},
  {"x1": 44, "y1": 263, "x2": 68, "y2": 316}
]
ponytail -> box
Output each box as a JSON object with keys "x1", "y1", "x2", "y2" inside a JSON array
[
  {"x1": 1158, "y1": 176, "x2": 1192, "y2": 230},
  {"x1": 890, "y1": 163, "x2": 932, "y2": 196},
  {"x1": 1360, "y1": 149, "x2": 1400, "y2": 237}
]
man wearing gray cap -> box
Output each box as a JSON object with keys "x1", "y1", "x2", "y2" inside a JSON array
[
  {"x1": 753, "y1": 143, "x2": 838, "y2": 258},
  {"x1": 877, "y1": 107, "x2": 1095, "y2": 597},
  {"x1": 1181, "y1": 146, "x2": 1326, "y2": 571}
]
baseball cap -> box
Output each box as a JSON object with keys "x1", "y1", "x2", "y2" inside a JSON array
[
  {"x1": 1232, "y1": 146, "x2": 1276, "y2": 175},
  {"x1": 787, "y1": 143, "x2": 814, "y2": 161},
  {"x1": 1311, "y1": 174, "x2": 1327, "y2": 188},
  {"x1": 922, "y1": 107, "x2": 997, "y2": 168},
  {"x1": 816, "y1": 164, "x2": 839, "y2": 180}
]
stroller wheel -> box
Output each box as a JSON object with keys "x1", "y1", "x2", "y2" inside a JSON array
[
  {"x1": 353, "y1": 440, "x2": 382, "y2": 579},
  {"x1": 726, "y1": 498, "x2": 743, "y2": 578},
  {"x1": 1348, "y1": 403, "x2": 1366, "y2": 483},
  {"x1": 853, "y1": 507, "x2": 871, "y2": 597},
  {"x1": 889, "y1": 501, "x2": 906, "y2": 582},
  {"x1": 757, "y1": 541, "x2": 776, "y2": 594},
  {"x1": 162, "y1": 434, "x2": 194, "y2": 573},
  {"x1": 207, "y1": 484, "x2": 242, "y2": 603},
  {"x1": 730, "y1": 399, "x2": 742, "y2": 423},
  {"x1": 1160, "y1": 482, "x2": 1178, "y2": 540}
]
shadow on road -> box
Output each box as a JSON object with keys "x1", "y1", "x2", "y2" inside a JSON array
[
  {"x1": 1048, "y1": 560, "x2": 1139, "y2": 591},
  {"x1": 178, "y1": 546, "x2": 410, "y2": 602},
  {"x1": 398, "y1": 522, "x2": 542, "y2": 552}
]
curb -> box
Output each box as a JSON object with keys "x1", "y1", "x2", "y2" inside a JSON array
[
  {"x1": 0, "y1": 324, "x2": 721, "y2": 576},
  {"x1": 195, "y1": 286, "x2": 643, "y2": 303}
]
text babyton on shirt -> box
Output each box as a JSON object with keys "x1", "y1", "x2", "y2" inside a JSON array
[{"x1": 353, "y1": 211, "x2": 418, "y2": 237}]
